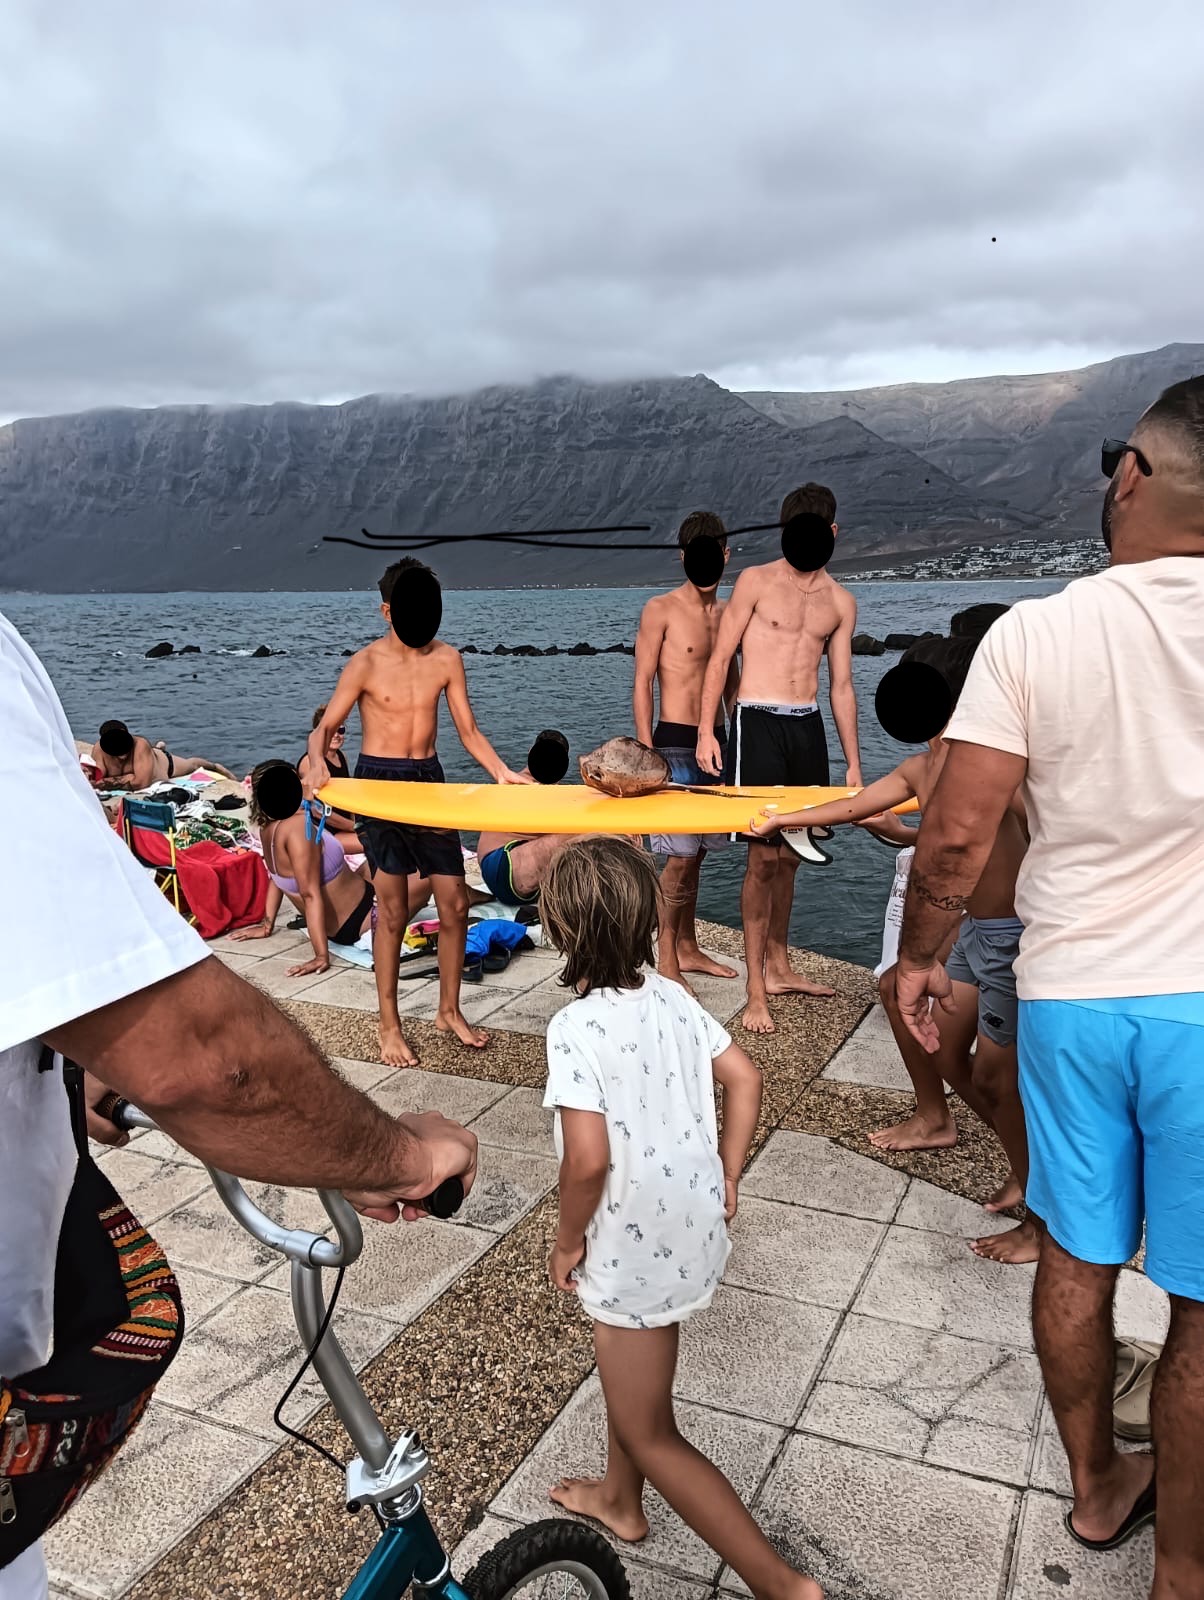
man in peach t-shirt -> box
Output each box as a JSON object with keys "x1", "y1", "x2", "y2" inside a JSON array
[{"x1": 893, "y1": 376, "x2": 1204, "y2": 1593}]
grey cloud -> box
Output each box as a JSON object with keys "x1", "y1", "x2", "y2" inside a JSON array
[{"x1": 1, "y1": 0, "x2": 1202, "y2": 420}]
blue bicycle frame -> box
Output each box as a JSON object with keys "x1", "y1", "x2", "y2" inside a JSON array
[{"x1": 341, "y1": 1508, "x2": 471, "y2": 1599}]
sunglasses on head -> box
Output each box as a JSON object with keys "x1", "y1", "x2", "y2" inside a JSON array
[{"x1": 1101, "y1": 439, "x2": 1153, "y2": 481}]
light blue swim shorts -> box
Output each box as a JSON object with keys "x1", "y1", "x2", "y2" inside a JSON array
[{"x1": 1019, "y1": 992, "x2": 1204, "y2": 1301}]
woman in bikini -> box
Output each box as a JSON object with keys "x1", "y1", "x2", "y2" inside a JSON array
[
  {"x1": 297, "y1": 705, "x2": 362, "y2": 855},
  {"x1": 233, "y1": 761, "x2": 429, "y2": 976}
]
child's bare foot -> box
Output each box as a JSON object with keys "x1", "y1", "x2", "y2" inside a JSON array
[
  {"x1": 970, "y1": 1218, "x2": 1041, "y2": 1265},
  {"x1": 379, "y1": 1023, "x2": 418, "y2": 1069},
  {"x1": 677, "y1": 944, "x2": 738, "y2": 980},
  {"x1": 435, "y1": 1008, "x2": 489, "y2": 1049},
  {"x1": 549, "y1": 1477, "x2": 649, "y2": 1543},
  {"x1": 764, "y1": 966, "x2": 835, "y2": 999},
  {"x1": 984, "y1": 1172, "x2": 1023, "y2": 1213},
  {"x1": 742, "y1": 996, "x2": 776, "y2": 1034},
  {"x1": 868, "y1": 1112, "x2": 957, "y2": 1152}
]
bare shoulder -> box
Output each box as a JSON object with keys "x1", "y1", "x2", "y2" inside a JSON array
[
  {"x1": 432, "y1": 638, "x2": 463, "y2": 675},
  {"x1": 831, "y1": 579, "x2": 858, "y2": 619},
  {"x1": 638, "y1": 591, "x2": 670, "y2": 625},
  {"x1": 897, "y1": 752, "x2": 928, "y2": 796}
]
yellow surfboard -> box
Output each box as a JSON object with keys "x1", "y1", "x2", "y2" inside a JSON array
[{"x1": 319, "y1": 779, "x2": 918, "y2": 836}]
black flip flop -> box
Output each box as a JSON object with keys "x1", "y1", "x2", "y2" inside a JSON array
[
  {"x1": 462, "y1": 958, "x2": 484, "y2": 983},
  {"x1": 482, "y1": 948, "x2": 512, "y2": 974},
  {"x1": 1064, "y1": 1477, "x2": 1156, "y2": 1552}
]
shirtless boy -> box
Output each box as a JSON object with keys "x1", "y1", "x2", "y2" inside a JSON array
[
  {"x1": 752, "y1": 633, "x2": 1039, "y2": 1264},
  {"x1": 697, "y1": 484, "x2": 862, "y2": 1033},
  {"x1": 91, "y1": 720, "x2": 235, "y2": 787},
  {"x1": 634, "y1": 511, "x2": 740, "y2": 990},
  {"x1": 305, "y1": 560, "x2": 527, "y2": 1067}
]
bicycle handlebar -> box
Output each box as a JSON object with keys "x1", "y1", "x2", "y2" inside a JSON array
[{"x1": 110, "y1": 1101, "x2": 464, "y2": 1267}]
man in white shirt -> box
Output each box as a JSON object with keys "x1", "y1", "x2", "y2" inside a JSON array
[
  {"x1": 0, "y1": 614, "x2": 478, "y2": 1600},
  {"x1": 891, "y1": 376, "x2": 1204, "y2": 1592}
]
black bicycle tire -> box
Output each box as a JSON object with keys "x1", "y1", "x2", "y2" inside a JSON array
[{"x1": 460, "y1": 1518, "x2": 631, "y2": 1599}]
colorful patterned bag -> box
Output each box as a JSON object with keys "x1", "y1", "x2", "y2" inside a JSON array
[{"x1": 0, "y1": 1056, "x2": 184, "y2": 1565}]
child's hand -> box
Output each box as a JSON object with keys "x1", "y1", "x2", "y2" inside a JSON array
[
  {"x1": 749, "y1": 810, "x2": 781, "y2": 838},
  {"x1": 549, "y1": 1238, "x2": 585, "y2": 1291},
  {"x1": 724, "y1": 1175, "x2": 740, "y2": 1221}
]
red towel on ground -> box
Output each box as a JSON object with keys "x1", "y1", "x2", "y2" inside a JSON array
[{"x1": 125, "y1": 824, "x2": 268, "y2": 939}]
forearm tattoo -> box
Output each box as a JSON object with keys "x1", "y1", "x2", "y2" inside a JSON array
[{"x1": 910, "y1": 870, "x2": 970, "y2": 914}]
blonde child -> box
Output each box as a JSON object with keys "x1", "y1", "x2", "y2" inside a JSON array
[{"x1": 540, "y1": 837, "x2": 822, "y2": 1600}]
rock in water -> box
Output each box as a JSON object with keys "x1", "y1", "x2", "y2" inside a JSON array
[
  {"x1": 145, "y1": 640, "x2": 174, "y2": 658},
  {"x1": 851, "y1": 634, "x2": 886, "y2": 656},
  {"x1": 579, "y1": 737, "x2": 672, "y2": 798}
]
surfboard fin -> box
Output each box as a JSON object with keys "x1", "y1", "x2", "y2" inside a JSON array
[{"x1": 782, "y1": 826, "x2": 835, "y2": 866}]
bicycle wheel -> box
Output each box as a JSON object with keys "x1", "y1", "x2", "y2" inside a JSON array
[{"x1": 461, "y1": 1518, "x2": 630, "y2": 1598}]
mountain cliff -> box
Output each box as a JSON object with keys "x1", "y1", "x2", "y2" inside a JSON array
[
  {"x1": 0, "y1": 376, "x2": 1022, "y2": 592},
  {"x1": 2, "y1": 343, "x2": 1199, "y2": 593},
  {"x1": 743, "y1": 343, "x2": 1204, "y2": 534}
]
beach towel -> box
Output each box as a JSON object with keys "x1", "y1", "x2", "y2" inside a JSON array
[{"x1": 124, "y1": 826, "x2": 268, "y2": 938}]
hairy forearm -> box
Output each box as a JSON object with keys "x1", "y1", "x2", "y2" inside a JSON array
[
  {"x1": 45, "y1": 959, "x2": 427, "y2": 1192},
  {"x1": 556, "y1": 1162, "x2": 607, "y2": 1245},
  {"x1": 898, "y1": 843, "x2": 982, "y2": 965}
]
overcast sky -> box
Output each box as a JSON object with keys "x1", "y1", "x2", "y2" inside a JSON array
[{"x1": 2, "y1": 0, "x2": 1202, "y2": 420}]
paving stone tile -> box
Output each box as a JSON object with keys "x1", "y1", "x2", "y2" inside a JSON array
[
  {"x1": 1114, "y1": 1267, "x2": 1170, "y2": 1344},
  {"x1": 455, "y1": 1143, "x2": 559, "y2": 1233},
  {"x1": 391, "y1": 976, "x2": 443, "y2": 1016},
  {"x1": 43, "y1": 1404, "x2": 270, "y2": 1600},
  {"x1": 124, "y1": 1128, "x2": 203, "y2": 1167},
  {"x1": 208, "y1": 927, "x2": 309, "y2": 959},
  {"x1": 95, "y1": 1145, "x2": 211, "y2": 1225},
  {"x1": 482, "y1": 976, "x2": 570, "y2": 1035},
  {"x1": 492, "y1": 1376, "x2": 784, "y2": 1582},
  {"x1": 822, "y1": 1004, "x2": 914, "y2": 1092},
  {"x1": 855, "y1": 1223, "x2": 1036, "y2": 1347},
  {"x1": 308, "y1": 965, "x2": 383, "y2": 1010},
  {"x1": 721, "y1": 1431, "x2": 1018, "y2": 1599},
  {"x1": 264, "y1": 1216, "x2": 494, "y2": 1324},
  {"x1": 742, "y1": 1129, "x2": 908, "y2": 1221},
  {"x1": 369, "y1": 1065, "x2": 509, "y2": 1122},
  {"x1": 676, "y1": 1285, "x2": 839, "y2": 1424},
  {"x1": 896, "y1": 1177, "x2": 1016, "y2": 1238},
  {"x1": 331, "y1": 1054, "x2": 396, "y2": 1093},
  {"x1": 725, "y1": 1196, "x2": 886, "y2": 1309},
  {"x1": 171, "y1": 1262, "x2": 244, "y2": 1328},
  {"x1": 210, "y1": 948, "x2": 268, "y2": 975},
  {"x1": 244, "y1": 954, "x2": 338, "y2": 1000},
  {"x1": 1008, "y1": 1489, "x2": 1153, "y2": 1597},
  {"x1": 469, "y1": 1086, "x2": 556, "y2": 1155},
  {"x1": 158, "y1": 1284, "x2": 394, "y2": 1438},
  {"x1": 802, "y1": 1312, "x2": 1043, "y2": 1486},
  {"x1": 152, "y1": 1184, "x2": 332, "y2": 1283},
  {"x1": 674, "y1": 953, "x2": 748, "y2": 1025}
]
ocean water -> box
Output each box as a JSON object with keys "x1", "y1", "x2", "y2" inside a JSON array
[{"x1": 5, "y1": 580, "x2": 1065, "y2": 969}]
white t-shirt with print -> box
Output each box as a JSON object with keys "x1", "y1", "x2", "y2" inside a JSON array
[
  {"x1": 0, "y1": 614, "x2": 208, "y2": 1598},
  {"x1": 543, "y1": 972, "x2": 732, "y2": 1329}
]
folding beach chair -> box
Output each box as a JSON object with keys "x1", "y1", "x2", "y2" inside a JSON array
[{"x1": 122, "y1": 797, "x2": 192, "y2": 921}]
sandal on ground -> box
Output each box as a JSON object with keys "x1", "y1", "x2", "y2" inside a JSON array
[
  {"x1": 1064, "y1": 1478, "x2": 1156, "y2": 1552},
  {"x1": 462, "y1": 958, "x2": 484, "y2": 983},
  {"x1": 482, "y1": 949, "x2": 512, "y2": 974},
  {"x1": 1114, "y1": 1338, "x2": 1161, "y2": 1442}
]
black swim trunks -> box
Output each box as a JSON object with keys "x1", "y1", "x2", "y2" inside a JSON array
[
  {"x1": 353, "y1": 754, "x2": 465, "y2": 879},
  {"x1": 723, "y1": 701, "x2": 830, "y2": 793}
]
